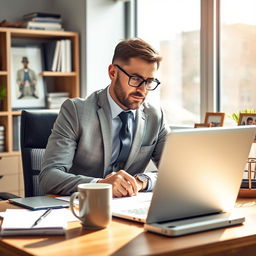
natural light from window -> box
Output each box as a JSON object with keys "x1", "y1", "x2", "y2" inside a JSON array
[
  {"x1": 137, "y1": 0, "x2": 201, "y2": 125},
  {"x1": 220, "y1": 0, "x2": 256, "y2": 122}
]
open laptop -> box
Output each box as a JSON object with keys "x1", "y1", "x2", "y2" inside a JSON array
[{"x1": 112, "y1": 126, "x2": 256, "y2": 236}]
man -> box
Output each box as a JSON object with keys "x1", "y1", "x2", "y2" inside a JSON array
[
  {"x1": 16, "y1": 56, "x2": 38, "y2": 99},
  {"x1": 246, "y1": 117, "x2": 254, "y2": 125},
  {"x1": 39, "y1": 38, "x2": 170, "y2": 197}
]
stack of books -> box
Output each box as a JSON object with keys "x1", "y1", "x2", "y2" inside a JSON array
[
  {"x1": 0, "y1": 125, "x2": 5, "y2": 152},
  {"x1": 22, "y1": 12, "x2": 63, "y2": 31},
  {"x1": 13, "y1": 116, "x2": 21, "y2": 151},
  {"x1": 46, "y1": 92, "x2": 70, "y2": 109},
  {"x1": 44, "y1": 39, "x2": 72, "y2": 72}
]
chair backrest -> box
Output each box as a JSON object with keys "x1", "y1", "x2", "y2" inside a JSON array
[{"x1": 20, "y1": 110, "x2": 58, "y2": 197}]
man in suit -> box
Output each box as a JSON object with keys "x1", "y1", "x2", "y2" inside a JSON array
[{"x1": 39, "y1": 38, "x2": 170, "y2": 197}]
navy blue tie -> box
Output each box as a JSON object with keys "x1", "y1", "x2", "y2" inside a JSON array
[{"x1": 115, "y1": 111, "x2": 132, "y2": 169}]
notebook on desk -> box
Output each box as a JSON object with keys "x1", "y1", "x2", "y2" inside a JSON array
[
  {"x1": 112, "y1": 126, "x2": 256, "y2": 236},
  {"x1": 9, "y1": 196, "x2": 69, "y2": 210}
]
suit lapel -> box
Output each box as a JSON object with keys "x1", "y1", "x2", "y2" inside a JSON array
[
  {"x1": 125, "y1": 107, "x2": 147, "y2": 169},
  {"x1": 97, "y1": 89, "x2": 112, "y2": 173}
]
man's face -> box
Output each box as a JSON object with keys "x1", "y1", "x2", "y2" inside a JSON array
[
  {"x1": 109, "y1": 57, "x2": 158, "y2": 110},
  {"x1": 247, "y1": 119, "x2": 254, "y2": 125},
  {"x1": 22, "y1": 61, "x2": 28, "y2": 68}
]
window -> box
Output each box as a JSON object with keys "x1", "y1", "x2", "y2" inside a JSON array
[
  {"x1": 220, "y1": 0, "x2": 256, "y2": 117},
  {"x1": 136, "y1": 0, "x2": 201, "y2": 125}
]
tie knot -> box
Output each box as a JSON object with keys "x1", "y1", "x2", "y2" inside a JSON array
[{"x1": 119, "y1": 111, "x2": 132, "y2": 124}]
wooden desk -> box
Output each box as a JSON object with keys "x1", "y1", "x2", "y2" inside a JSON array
[{"x1": 1, "y1": 199, "x2": 256, "y2": 256}]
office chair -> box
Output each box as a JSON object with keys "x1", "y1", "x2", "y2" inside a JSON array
[{"x1": 20, "y1": 110, "x2": 58, "y2": 197}]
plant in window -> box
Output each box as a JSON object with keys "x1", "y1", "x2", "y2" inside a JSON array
[{"x1": 229, "y1": 109, "x2": 256, "y2": 124}]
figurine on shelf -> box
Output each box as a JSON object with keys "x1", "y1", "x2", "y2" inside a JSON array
[{"x1": 0, "y1": 20, "x2": 23, "y2": 28}]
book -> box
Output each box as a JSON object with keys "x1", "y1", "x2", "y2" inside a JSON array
[
  {"x1": 51, "y1": 40, "x2": 61, "y2": 71},
  {"x1": 24, "y1": 17, "x2": 62, "y2": 23},
  {"x1": 23, "y1": 12, "x2": 61, "y2": 19},
  {"x1": 9, "y1": 196, "x2": 69, "y2": 210},
  {"x1": 47, "y1": 92, "x2": 69, "y2": 97},
  {"x1": 13, "y1": 115, "x2": 21, "y2": 151},
  {"x1": 0, "y1": 208, "x2": 70, "y2": 236},
  {"x1": 24, "y1": 21, "x2": 62, "y2": 28},
  {"x1": 44, "y1": 41, "x2": 58, "y2": 71}
]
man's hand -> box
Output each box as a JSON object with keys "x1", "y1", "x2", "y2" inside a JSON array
[{"x1": 97, "y1": 170, "x2": 138, "y2": 198}]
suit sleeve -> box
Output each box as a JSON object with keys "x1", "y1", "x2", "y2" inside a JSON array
[{"x1": 39, "y1": 99, "x2": 95, "y2": 195}]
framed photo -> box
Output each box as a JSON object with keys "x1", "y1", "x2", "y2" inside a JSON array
[
  {"x1": 194, "y1": 123, "x2": 212, "y2": 128},
  {"x1": 204, "y1": 112, "x2": 225, "y2": 127},
  {"x1": 238, "y1": 113, "x2": 256, "y2": 126},
  {"x1": 11, "y1": 46, "x2": 46, "y2": 109}
]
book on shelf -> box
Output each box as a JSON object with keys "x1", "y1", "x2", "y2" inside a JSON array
[
  {"x1": 48, "y1": 40, "x2": 72, "y2": 72},
  {"x1": 47, "y1": 92, "x2": 70, "y2": 97},
  {"x1": 23, "y1": 12, "x2": 61, "y2": 20},
  {"x1": 0, "y1": 125, "x2": 5, "y2": 152},
  {"x1": 44, "y1": 41, "x2": 58, "y2": 71},
  {"x1": 22, "y1": 12, "x2": 63, "y2": 31},
  {"x1": 13, "y1": 116, "x2": 21, "y2": 151},
  {"x1": 24, "y1": 17, "x2": 62, "y2": 23},
  {"x1": 46, "y1": 92, "x2": 70, "y2": 109}
]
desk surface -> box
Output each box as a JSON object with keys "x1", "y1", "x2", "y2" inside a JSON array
[{"x1": 1, "y1": 199, "x2": 256, "y2": 256}]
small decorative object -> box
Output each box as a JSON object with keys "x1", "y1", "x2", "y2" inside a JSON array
[
  {"x1": 11, "y1": 46, "x2": 46, "y2": 109},
  {"x1": 194, "y1": 123, "x2": 212, "y2": 128},
  {"x1": 204, "y1": 112, "x2": 225, "y2": 127},
  {"x1": 239, "y1": 158, "x2": 256, "y2": 197},
  {"x1": 0, "y1": 86, "x2": 6, "y2": 110},
  {"x1": 229, "y1": 109, "x2": 256, "y2": 124}
]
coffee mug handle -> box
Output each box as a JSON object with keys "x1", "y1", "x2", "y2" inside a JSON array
[{"x1": 70, "y1": 192, "x2": 81, "y2": 221}]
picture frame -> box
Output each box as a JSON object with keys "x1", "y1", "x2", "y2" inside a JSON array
[
  {"x1": 194, "y1": 123, "x2": 212, "y2": 128},
  {"x1": 11, "y1": 46, "x2": 46, "y2": 109},
  {"x1": 238, "y1": 113, "x2": 256, "y2": 126},
  {"x1": 204, "y1": 112, "x2": 225, "y2": 127}
]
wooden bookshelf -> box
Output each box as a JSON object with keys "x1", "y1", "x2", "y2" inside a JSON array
[{"x1": 0, "y1": 27, "x2": 80, "y2": 196}]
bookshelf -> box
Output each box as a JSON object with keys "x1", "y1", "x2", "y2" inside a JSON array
[{"x1": 0, "y1": 27, "x2": 80, "y2": 196}]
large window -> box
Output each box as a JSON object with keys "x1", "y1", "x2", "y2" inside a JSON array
[
  {"x1": 137, "y1": 0, "x2": 201, "y2": 125},
  {"x1": 220, "y1": 0, "x2": 256, "y2": 118}
]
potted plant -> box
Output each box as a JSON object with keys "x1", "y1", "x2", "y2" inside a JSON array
[
  {"x1": 229, "y1": 109, "x2": 256, "y2": 124},
  {"x1": 0, "y1": 87, "x2": 6, "y2": 110}
]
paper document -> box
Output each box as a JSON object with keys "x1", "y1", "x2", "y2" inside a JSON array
[{"x1": 0, "y1": 208, "x2": 77, "y2": 236}]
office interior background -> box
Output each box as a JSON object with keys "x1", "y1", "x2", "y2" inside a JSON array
[{"x1": 0, "y1": 0, "x2": 255, "y2": 127}]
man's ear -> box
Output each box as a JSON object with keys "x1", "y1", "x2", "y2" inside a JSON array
[{"x1": 108, "y1": 64, "x2": 117, "y2": 80}]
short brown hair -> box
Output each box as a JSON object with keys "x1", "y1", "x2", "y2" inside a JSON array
[{"x1": 112, "y1": 38, "x2": 162, "y2": 68}]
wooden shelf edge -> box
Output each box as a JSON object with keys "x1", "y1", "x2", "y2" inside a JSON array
[
  {"x1": 0, "y1": 27, "x2": 78, "y2": 37},
  {"x1": 41, "y1": 71, "x2": 76, "y2": 77},
  {"x1": 0, "y1": 152, "x2": 21, "y2": 157},
  {"x1": 0, "y1": 71, "x2": 8, "y2": 75}
]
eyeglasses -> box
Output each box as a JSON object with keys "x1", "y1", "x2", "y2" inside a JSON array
[{"x1": 114, "y1": 64, "x2": 160, "y2": 91}]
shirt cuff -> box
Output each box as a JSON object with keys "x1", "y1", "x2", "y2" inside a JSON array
[
  {"x1": 143, "y1": 171, "x2": 157, "y2": 191},
  {"x1": 90, "y1": 178, "x2": 101, "y2": 183}
]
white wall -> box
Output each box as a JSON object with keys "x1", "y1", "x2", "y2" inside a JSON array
[{"x1": 85, "y1": 0, "x2": 125, "y2": 96}]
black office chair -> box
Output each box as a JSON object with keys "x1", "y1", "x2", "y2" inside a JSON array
[{"x1": 20, "y1": 110, "x2": 58, "y2": 197}]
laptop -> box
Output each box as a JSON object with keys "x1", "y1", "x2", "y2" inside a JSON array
[{"x1": 112, "y1": 126, "x2": 256, "y2": 236}]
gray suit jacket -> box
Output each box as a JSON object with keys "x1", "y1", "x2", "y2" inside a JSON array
[{"x1": 39, "y1": 88, "x2": 170, "y2": 195}]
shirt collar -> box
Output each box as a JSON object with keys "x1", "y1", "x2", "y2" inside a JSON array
[{"x1": 107, "y1": 86, "x2": 136, "y2": 120}]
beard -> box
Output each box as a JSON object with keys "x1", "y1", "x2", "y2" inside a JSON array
[{"x1": 113, "y1": 75, "x2": 146, "y2": 110}]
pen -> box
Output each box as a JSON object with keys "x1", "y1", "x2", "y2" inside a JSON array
[{"x1": 31, "y1": 208, "x2": 52, "y2": 228}]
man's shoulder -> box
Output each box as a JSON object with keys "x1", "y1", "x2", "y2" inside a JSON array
[
  {"x1": 63, "y1": 88, "x2": 106, "y2": 109},
  {"x1": 142, "y1": 101, "x2": 163, "y2": 117}
]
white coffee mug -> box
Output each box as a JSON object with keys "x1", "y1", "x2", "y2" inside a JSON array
[{"x1": 70, "y1": 183, "x2": 112, "y2": 229}]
